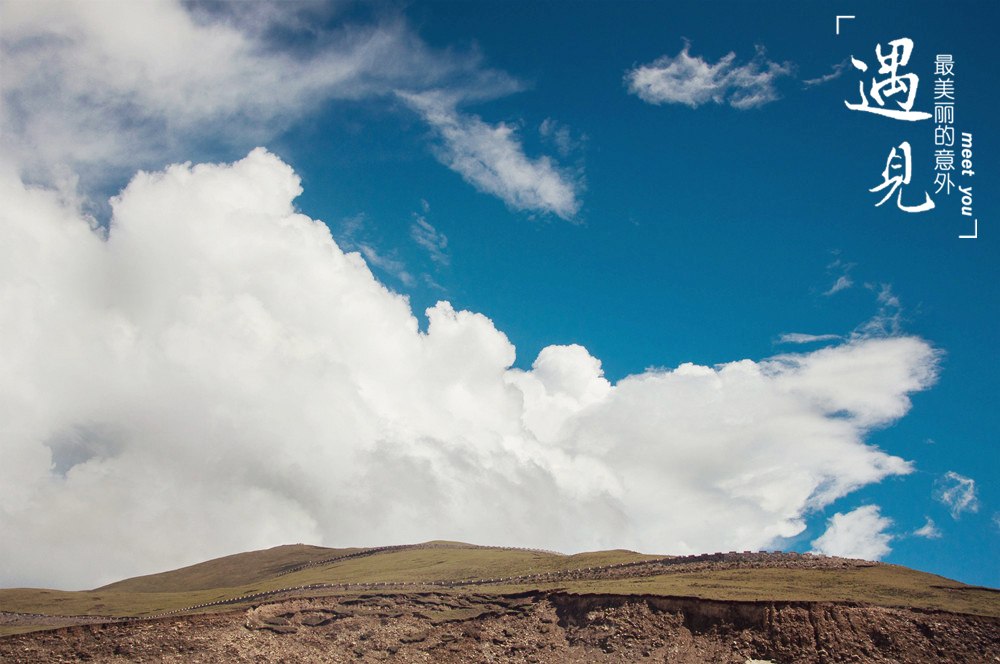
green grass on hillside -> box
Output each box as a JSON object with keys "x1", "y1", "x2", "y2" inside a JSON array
[
  {"x1": 95, "y1": 543, "x2": 357, "y2": 593},
  {"x1": 0, "y1": 586, "x2": 239, "y2": 619},
  {"x1": 519, "y1": 566, "x2": 1000, "y2": 617},
  {"x1": 269, "y1": 546, "x2": 662, "y2": 589}
]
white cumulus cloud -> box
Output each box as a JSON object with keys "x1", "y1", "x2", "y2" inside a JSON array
[
  {"x1": 626, "y1": 43, "x2": 793, "y2": 109},
  {"x1": 0, "y1": 150, "x2": 940, "y2": 589},
  {"x1": 811, "y1": 505, "x2": 895, "y2": 561}
]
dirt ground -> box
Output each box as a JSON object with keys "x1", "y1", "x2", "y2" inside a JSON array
[{"x1": 3, "y1": 590, "x2": 1000, "y2": 664}]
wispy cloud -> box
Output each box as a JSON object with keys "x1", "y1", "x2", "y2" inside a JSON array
[
  {"x1": 0, "y1": 0, "x2": 519, "y2": 193},
  {"x1": 803, "y1": 60, "x2": 850, "y2": 88},
  {"x1": 825, "y1": 275, "x2": 854, "y2": 295},
  {"x1": 539, "y1": 118, "x2": 580, "y2": 158},
  {"x1": 625, "y1": 42, "x2": 793, "y2": 110},
  {"x1": 399, "y1": 91, "x2": 582, "y2": 219},
  {"x1": 934, "y1": 472, "x2": 979, "y2": 519},
  {"x1": 875, "y1": 284, "x2": 902, "y2": 310},
  {"x1": 3, "y1": 0, "x2": 585, "y2": 219},
  {"x1": 824, "y1": 257, "x2": 855, "y2": 295},
  {"x1": 913, "y1": 517, "x2": 942, "y2": 539},
  {"x1": 811, "y1": 505, "x2": 894, "y2": 560},
  {"x1": 410, "y1": 214, "x2": 449, "y2": 266},
  {"x1": 778, "y1": 333, "x2": 843, "y2": 345},
  {"x1": 852, "y1": 284, "x2": 905, "y2": 338},
  {"x1": 332, "y1": 214, "x2": 415, "y2": 287},
  {"x1": 359, "y1": 245, "x2": 415, "y2": 288}
]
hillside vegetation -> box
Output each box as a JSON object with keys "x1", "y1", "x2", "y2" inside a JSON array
[{"x1": 2, "y1": 541, "x2": 998, "y2": 638}]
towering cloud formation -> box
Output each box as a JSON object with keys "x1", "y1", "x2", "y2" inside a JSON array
[{"x1": 1, "y1": 150, "x2": 938, "y2": 589}]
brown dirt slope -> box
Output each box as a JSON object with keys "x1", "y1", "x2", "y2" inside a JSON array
[{"x1": 2, "y1": 590, "x2": 999, "y2": 664}]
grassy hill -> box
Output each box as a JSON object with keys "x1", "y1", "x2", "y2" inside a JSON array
[
  {"x1": 2, "y1": 541, "x2": 997, "y2": 637},
  {"x1": 95, "y1": 543, "x2": 357, "y2": 593}
]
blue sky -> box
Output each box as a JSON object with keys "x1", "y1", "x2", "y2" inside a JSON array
[{"x1": 1, "y1": 0, "x2": 997, "y2": 590}]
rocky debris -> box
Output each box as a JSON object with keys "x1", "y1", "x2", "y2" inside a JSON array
[
  {"x1": 0, "y1": 612, "x2": 125, "y2": 631},
  {"x1": 2, "y1": 591, "x2": 998, "y2": 663}
]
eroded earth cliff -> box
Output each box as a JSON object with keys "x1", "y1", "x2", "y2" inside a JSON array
[{"x1": 3, "y1": 590, "x2": 999, "y2": 664}]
